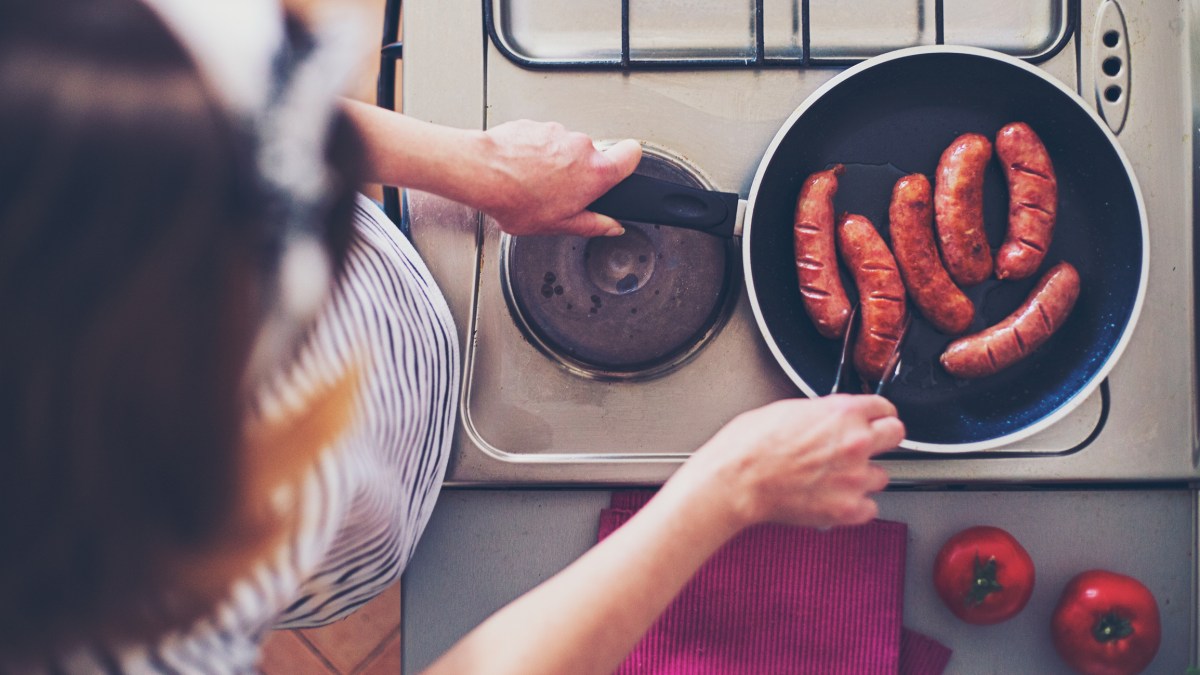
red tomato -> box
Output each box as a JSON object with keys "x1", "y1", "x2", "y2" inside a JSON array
[
  {"x1": 932, "y1": 525, "x2": 1034, "y2": 625},
  {"x1": 1051, "y1": 570, "x2": 1162, "y2": 675}
]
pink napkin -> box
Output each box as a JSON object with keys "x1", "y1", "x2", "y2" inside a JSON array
[
  {"x1": 900, "y1": 628, "x2": 953, "y2": 675},
  {"x1": 600, "y1": 491, "x2": 950, "y2": 675}
]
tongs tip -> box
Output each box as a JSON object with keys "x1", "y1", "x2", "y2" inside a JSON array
[
  {"x1": 874, "y1": 312, "x2": 913, "y2": 395},
  {"x1": 830, "y1": 306, "x2": 911, "y2": 397},
  {"x1": 829, "y1": 304, "x2": 859, "y2": 395}
]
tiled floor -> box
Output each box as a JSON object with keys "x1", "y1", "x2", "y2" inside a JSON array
[{"x1": 259, "y1": 581, "x2": 402, "y2": 674}]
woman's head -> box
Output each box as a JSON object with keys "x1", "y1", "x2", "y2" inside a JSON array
[{"x1": 0, "y1": 0, "x2": 362, "y2": 658}]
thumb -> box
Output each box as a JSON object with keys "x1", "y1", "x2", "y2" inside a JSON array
[
  {"x1": 557, "y1": 210, "x2": 626, "y2": 238},
  {"x1": 597, "y1": 139, "x2": 643, "y2": 185}
]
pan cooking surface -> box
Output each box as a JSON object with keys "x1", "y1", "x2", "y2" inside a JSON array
[{"x1": 747, "y1": 51, "x2": 1144, "y2": 448}]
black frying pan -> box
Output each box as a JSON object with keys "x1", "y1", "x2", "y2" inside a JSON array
[{"x1": 590, "y1": 46, "x2": 1148, "y2": 452}]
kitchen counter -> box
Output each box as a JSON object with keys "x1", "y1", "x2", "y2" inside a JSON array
[{"x1": 402, "y1": 487, "x2": 1197, "y2": 673}]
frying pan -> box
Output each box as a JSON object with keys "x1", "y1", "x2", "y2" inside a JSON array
[{"x1": 589, "y1": 46, "x2": 1148, "y2": 452}]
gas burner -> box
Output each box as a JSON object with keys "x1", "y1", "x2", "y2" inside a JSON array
[{"x1": 501, "y1": 146, "x2": 738, "y2": 380}]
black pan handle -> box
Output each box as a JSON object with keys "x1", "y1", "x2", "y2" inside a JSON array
[{"x1": 588, "y1": 173, "x2": 742, "y2": 238}]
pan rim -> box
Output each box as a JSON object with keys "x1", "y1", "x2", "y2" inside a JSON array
[{"x1": 741, "y1": 44, "x2": 1150, "y2": 453}]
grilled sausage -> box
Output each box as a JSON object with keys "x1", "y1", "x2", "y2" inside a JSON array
[
  {"x1": 836, "y1": 213, "x2": 908, "y2": 382},
  {"x1": 794, "y1": 165, "x2": 851, "y2": 339},
  {"x1": 935, "y1": 133, "x2": 994, "y2": 286},
  {"x1": 995, "y1": 122, "x2": 1058, "y2": 280},
  {"x1": 889, "y1": 174, "x2": 975, "y2": 335},
  {"x1": 940, "y1": 261, "x2": 1080, "y2": 379}
]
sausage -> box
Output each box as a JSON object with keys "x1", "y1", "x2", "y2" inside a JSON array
[
  {"x1": 793, "y1": 165, "x2": 851, "y2": 339},
  {"x1": 940, "y1": 261, "x2": 1080, "y2": 379},
  {"x1": 836, "y1": 212, "x2": 908, "y2": 382},
  {"x1": 995, "y1": 122, "x2": 1058, "y2": 280},
  {"x1": 934, "y1": 133, "x2": 994, "y2": 286},
  {"x1": 889, "y1": 173, "x2": 975, "y2": 335}
]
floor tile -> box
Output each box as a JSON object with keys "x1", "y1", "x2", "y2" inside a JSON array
[
  {"x1": 300, "y1": 581, "x2": 402, "y2": 674},
  {"x1": 260, "y1": 629, "x2": 335, "y2": 674},
  {"x1": 353, "y1": 634, "x2": 401, "y2": 675}
]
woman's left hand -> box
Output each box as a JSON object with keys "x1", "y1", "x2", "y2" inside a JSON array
[
  {"x1": 475, "y1": 120, "x2": 642, "y2": 237},
  {"x1": 345, "y1": 103, "x2": 642, "y2": 239}
]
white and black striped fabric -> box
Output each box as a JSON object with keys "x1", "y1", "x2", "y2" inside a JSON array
[{"x1": 34, "y1": 197, "x2": 460, "y2": 674}]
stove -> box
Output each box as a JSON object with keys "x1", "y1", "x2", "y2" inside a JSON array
[{"x1": 396, "y1": 0, "x2": 1199, "y2": 486}]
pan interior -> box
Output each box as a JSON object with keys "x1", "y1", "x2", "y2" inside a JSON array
[{"x1": 749, "y1": 51, "x2": 1143, "y2": 447}]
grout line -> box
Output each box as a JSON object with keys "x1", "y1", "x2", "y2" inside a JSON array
[
  {"x1": 352, "y1": 585, "x2": 402, "y2": 674},
  {"x1": 295, "y1": 630, "x2": 343, "y2": 674},
  {"x1": 348, "y1": 631, "x2": 401, "y2": 675}
]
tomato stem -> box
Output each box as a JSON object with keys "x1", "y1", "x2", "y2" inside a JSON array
[
  {"x1": 964, "y1": 554, "x2": 1003, "y2": 607},
  {"x1": 1092, "y1": 612, "x2": 1134, "y2": 643}
]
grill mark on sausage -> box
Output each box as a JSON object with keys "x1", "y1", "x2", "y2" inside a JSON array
[
  {"x1": 1013, "y1": 327, "x2": 1027, "y2": 353},
  {"x1": 1018, "y1": 201, "x2": 1053, "y2": 216},
  {"x1": 868, "y1": 293, "x2": 906, "y2": 304},
  {"x1": 1017, "y1": 237, "x2": 1045, "y2": 253},
  {"x1": 1011, "y1": 163, "x2": 1053, "y2": 181},
  {"x1": 986, "y1": 344, "x2": 999, "y2": 370},
  {"x1": 795, "y1": 222, "x2": 822, "y2": 234},
  {"x1": 796, "y1": 257, "x2": 825, "y2": 271},
  {"x1": 862, "y1": 263, "x2": 898, "y2": 273},
  {"x1": 1037, "y1": 303, "x2": 1053, "y2": 331},
  {"x1": 800, "y1": 285, "x2": 832, "y2": 299},
  {"x1": 869, "y1": 330, "x2": 902, "y2": 342}
]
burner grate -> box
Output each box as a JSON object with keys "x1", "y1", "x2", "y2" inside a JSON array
[{"x1": 484, "y1": 0, "x2": 1075, "y2": 70}]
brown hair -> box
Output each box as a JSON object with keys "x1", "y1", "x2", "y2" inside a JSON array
[{"x1": 0, "y1": 0, "x2": 364, "y2": 659}]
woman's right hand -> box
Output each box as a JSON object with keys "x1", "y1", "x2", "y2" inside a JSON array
[{"x1": 671, "y1": 395, "x2": 903, "y2": 532}]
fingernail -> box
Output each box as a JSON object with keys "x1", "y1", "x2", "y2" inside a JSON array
[{"x1": 606, "y1": 225, "x2": 625, "y2": 237}]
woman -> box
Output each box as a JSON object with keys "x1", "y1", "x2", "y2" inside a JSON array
[{"x1": 0, "y1": 0, "x2": 901, "y2": 672}]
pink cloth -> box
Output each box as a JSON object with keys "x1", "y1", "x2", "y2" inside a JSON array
[
  {"x1": 600, "y1": 491, "x2": 950, "y2": 675},
  {"x1": 900, "y1": 628, "x2": 954, "y2": 675}
]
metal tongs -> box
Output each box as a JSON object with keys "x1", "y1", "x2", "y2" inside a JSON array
[{"x1": 830, "y1": 304, "x2": 913, "y2": 396}]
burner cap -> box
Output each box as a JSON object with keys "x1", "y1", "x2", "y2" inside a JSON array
[{"x1": 502, "y1": 147, "x2": 738, "y2": 379}]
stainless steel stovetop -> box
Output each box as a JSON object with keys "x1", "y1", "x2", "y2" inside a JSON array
[{"x1": 400, "y1": 0, "x2": 1199, "y2": 486}]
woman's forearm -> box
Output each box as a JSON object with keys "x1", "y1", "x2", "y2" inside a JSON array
[
  {"x1": 341, "y1": 100, "x2": 642, "y2": 237},
  {"x1": 423, "y1": 471, "x2": 744, "y2": 675},
  {"x1": 422, "y1": 395, "x2": 902, "y2": 675},
  {"x1": 342, "y1": 99, "x2": 487, "y2": 201}
]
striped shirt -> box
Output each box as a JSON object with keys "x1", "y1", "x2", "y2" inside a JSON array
[{"x1": 43, "y1": 197, "x2": 460, "y2": 673}]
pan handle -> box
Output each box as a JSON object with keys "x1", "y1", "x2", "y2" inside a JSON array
[{"x1": 588, "y1": 173, "x2": 743, "y2": 238}]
